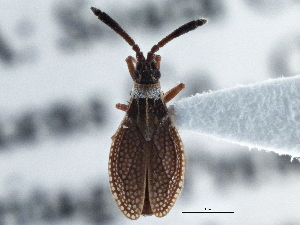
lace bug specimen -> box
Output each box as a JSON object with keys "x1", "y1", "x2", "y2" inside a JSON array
[{"x1": 91, "y1": 7, "x2": 207, "y2": 220}]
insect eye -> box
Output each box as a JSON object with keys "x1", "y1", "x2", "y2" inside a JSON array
[
  {"x1": 152, "y1": 70, "x2": 161, "y2": 81},
  {"x1": 151, "y1": 61, "x2": 158, "y2": 70}
]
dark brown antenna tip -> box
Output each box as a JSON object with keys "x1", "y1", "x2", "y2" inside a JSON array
[
  {"x1": 147, "y1": 18, "x2": 208, "y2": 61},
  {"x1": 90, "y1": 6, "x2": 143, "y2": 58},
  {"x1": 90, "y1": 6, "x2": 98, "y2": 15},
  {"x1": 196, "y1": 18, "x2": 208, "y2": 26}
]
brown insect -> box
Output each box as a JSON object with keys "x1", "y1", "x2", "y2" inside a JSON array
[{"x1": 91, "y1": 7, "x2": 207, "y2": 220}]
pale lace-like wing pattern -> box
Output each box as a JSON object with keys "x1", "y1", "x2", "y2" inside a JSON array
[
  {"x1": 109, "y1": 115, "x2": 185, "y2": 220},
  {"x1": 149, "y1": 117, "x2": 185, "y2": 217},
  {"x1": 109, "y1": 116, "x2": 146, "y2": 220}
]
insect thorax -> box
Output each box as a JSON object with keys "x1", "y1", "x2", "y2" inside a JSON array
[
  {"x1": 127, "y1": 82, "x2": 168, "y2": 141},
  {"x1": 133, "y1": 82, "x2": 161, "y2": 99}
]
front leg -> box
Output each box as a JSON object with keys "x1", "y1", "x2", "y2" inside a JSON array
[
  {"x1": 125, "y1": 56, "x2": 136, "y2": 80},
  {"x1": 154, "y1": 55, "x2": 161, "y2": 70},
  {"x1": 164, "y1": 83, "x2": 185, "y2": 103}
]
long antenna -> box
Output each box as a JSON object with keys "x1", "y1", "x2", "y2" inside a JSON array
[
  {"x1": 91, "y1": 7, "x2": 207, "y2": 62},
  {"x1": 147, "y1": 19, "x2": 207, "y2": 61},
  {"x1": 90, "y1": 7, "x2": 144, "y2": 60}
]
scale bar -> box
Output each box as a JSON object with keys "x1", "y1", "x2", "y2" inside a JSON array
[{"x1": 182, "y1": 212, "x2": 234, "y2": 214}]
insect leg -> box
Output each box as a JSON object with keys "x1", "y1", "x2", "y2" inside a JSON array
[
  {"x1": 154, "y1": 55, "x2": 161, "y2": 70},
  {"x1": 125, "y1": 56, "x2": 136, "y2": 80},
  {"x1": 116, "y1": 103, "x2": 129, "y2": 112},
  {"x1": 164, "y1": 83, "x2": 185, "y2": 103}
]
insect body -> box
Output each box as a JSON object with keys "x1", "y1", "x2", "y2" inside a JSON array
[{"x1": 91, "y1": 7, "x2": 207, "y2": 220}]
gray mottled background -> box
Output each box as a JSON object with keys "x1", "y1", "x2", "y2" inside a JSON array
[{"x1": 0, "y1": 0, "x2": 300, "y2": 224}]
